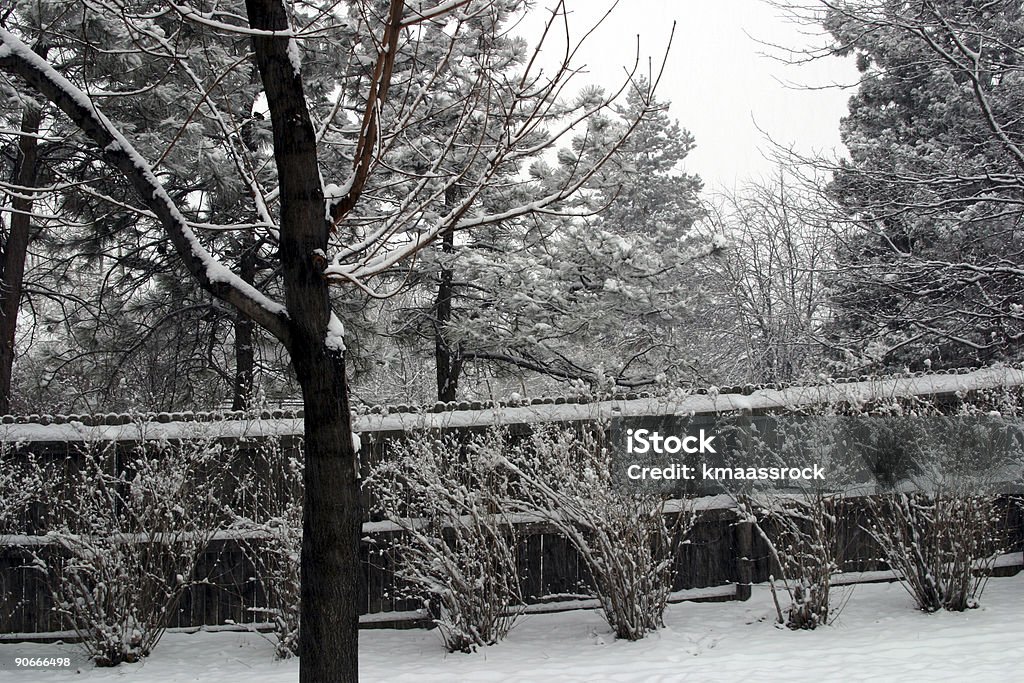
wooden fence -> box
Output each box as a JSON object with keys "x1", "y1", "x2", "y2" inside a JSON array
[
  {"x1": 3, "y1": 366, "x2": 1024, "y2": 637},
  {"x1": 2, "y1": 481, "x2": 1020, "y2": 637}
]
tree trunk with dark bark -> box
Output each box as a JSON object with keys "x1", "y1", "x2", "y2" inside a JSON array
[
  {"x1": 0, "y1": 99, "x2": 43, "y2": 415},
  {"x1": 232, "y1": 239, "x2": 257, "y2": 411},
  {"x1": 232, "y1": 312, "x2": 255, "y2": 410},
  {"x1": 291, "y1": 345, "x2": 361, "y2": 682},
  {"x1": 245, "y1": 0, "x2": 362, "y2": 680},
  {"x1": 434, "y1": 224, "x2": 462, "y2": 402}
]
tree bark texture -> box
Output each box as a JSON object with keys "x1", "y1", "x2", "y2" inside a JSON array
[
  {"x1": 0, "y1": 99, "x2": 43, "y2": 415},
  {"x1": 232, "y1": 237, "x2": 257, "y2": 411},
  {"x1": 245, "y1": 0, "x2": 362, "y2": 680},
  {"x1": 434, "y1": 224, "x2": 462, "y2": 402}
]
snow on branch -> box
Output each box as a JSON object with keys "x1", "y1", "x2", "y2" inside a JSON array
[
  {"x1": 399, "y1": 0, "x2": 476, "y2": 27},
  {"x1": 168, "y1": 2, "x2": 344, "y2": 38},
  {"x1": 315, "y1": 2, "x2": 673, "y2": 293},
  {"x1": 0, "y1": 29, "x2": 290, "y2": 343}
]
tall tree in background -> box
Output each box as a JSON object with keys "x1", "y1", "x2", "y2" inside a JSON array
[
  {"x1": 0, "y1": 39, "x2": 59, "y2": 414},
  {"x1": 0, "y1": 1, "x2": 669, "y2": 679},
  {"x1": 0, "y1": 92, "x2": 42, "y2": 414},
  {"x1": 394, "y1": 85, "x2": 708, "y2": 400},
  {"x1": 816, "y1": 0, "x2": 1024, "y2": 371},
  {"x1": 0, "y1": 1, "x2": 281, "y2": 413}
]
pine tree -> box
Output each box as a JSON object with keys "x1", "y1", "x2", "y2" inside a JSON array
[
  {"x1": 391, "y1": 85, "x2": 708, "y2": 399},
  {"x1": 821, "y1": 0, "x2": 1024, "y2": 371}
]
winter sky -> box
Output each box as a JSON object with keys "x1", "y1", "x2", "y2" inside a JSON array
[{"x1": 520, "y1": 1, "x2": 861, "y2": 192}]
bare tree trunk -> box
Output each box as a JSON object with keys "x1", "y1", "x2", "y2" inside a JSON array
[
  {"x1": 245, "y1": 0, "x2": 361, "y2": 679},
  {"x1": 232, "y1": 313, "x2": 255, "y2": 410},
  {"x1": 232, "y1": 238, "x2": 257, "y2": 411},
  {"x1": 434, "y1": 183, "x2": 463, "y2": 402},
  {"x1": 434, "y1": 224, "x2": 462, "y2": 402},
  {"x1": 0, "y1": 99, "x2": 43, "y2": 415},
  {"x1": 292, "y1": 344, "x2": 361, "y2": 683}
]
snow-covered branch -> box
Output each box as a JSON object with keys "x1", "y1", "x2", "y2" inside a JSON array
[{"x1": 0, "y1": 29, "x2": 290, "y2": 343}]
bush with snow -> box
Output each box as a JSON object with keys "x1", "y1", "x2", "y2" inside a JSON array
[
  {"x1": 726, "y1": 416, "x2": 854, "y2": 630},
  {"x1": 867, "y1": 485, "x2": 1006, "y2": 612},
  {"x1": 0, "y1": 447, "x2": 56, "y2": 535},
  {"x1": 0, "y1": 448, "x2": 64, "y2": 627},
  {"x1": 739, "y1": 494, "x2": 839, "y2": 629},
  {"x1": 222, "y1": 437, "x2": 303, "y2": 659},
  {"x1": 855, "y1": 410, "x2": 1021, "y2": 612},
  {"x1": 500, "y1": 422, "x2": 693, "y2": 641},
  {"x1": 38, "y1": 433, "x2": 226, "y2": 666},
  {"x1": 367, "y1": 429, "x2": 523, "y2": 653}
]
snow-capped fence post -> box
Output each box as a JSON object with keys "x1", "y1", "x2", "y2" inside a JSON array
[{"x1": 735, "y1": 518, "x2": 753, "y2": 601}]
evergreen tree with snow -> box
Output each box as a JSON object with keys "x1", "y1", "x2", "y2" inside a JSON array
[{"x1": 821, "y1": 0, "x2": 1024, "y2": 372}]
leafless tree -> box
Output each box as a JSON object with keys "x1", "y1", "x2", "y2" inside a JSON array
[{"x1": 699, "y1": 169, "x2": 838, "y2": 383}]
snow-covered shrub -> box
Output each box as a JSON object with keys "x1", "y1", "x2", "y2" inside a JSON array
[
  {"x1": 40, "y1": 434, "x2": 226, "y2": 666},
  {"x1": 0, "y1": 447, "x2": 54, "y2": 536},
  {"x1": 223, "y1": 437, "x2": 302, "y2": 659},
  {"x1": 867, "y1": 487, "x2": 1005, "y2": 612},
  {"x1": 739, "y1": 495, "x2": 838, "y2": 629},
  {"x1": 0, "y1": 447, "x2": 64, "y2": 626},
  {"x1": 500, "y1": 422, "x2": 692, "y2": 641},
  {"x1": 366, "y1": 429, "x2": 523, "y2": 653},
  {"x1": 726, "y1": 416, "x2": 854, "y2": 630},
  {"x1": 860, "y1": 414, "x2": 1018, "y2": 612},
  {"x1": 0, "y1": 447, "x2": 26, "y2": 533}
]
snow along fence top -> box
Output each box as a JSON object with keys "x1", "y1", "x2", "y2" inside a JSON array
[{"x1": 0, "y1": 366, "x2": 1023, "y2": 444}]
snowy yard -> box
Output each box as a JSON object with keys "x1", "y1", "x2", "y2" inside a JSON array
[{"x1": 1, "y1": 572, "x2": 1021, "y2": 682}]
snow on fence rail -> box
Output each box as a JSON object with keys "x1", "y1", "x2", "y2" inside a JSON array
[
  {"x1": 1, "y1": 367, "x2": 1023, "y2": 638},
  {"x1": 2, "y1": 365, "x2": 1023, "y2": 444}
]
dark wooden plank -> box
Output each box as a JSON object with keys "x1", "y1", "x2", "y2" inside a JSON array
[
  {"x1": 361, "y1": 536, "x2": 376, "y2": 616},
  {"x1": 2, "y1": 550, "x2": 26, "y2": 634},
  {"x1": 540, "y1": 534, "x2": 572, "y2": 597},
  {"x1": 22, "y1": 551, "x2": 45, "y2": 633},
  {"x1": 240, "y1": 548, "x2": 260, "y2": 624},
  {"x1": 175, "y1": 571, "x2": 193, "y2": 629},
  {"x1": 191, "y1": 549, "x2": 209, "y2": 627},
  {"x1": 222, "y1": 543, "x2": 247, "y2": 626},
  {"x1": 518, "y1": 533, "x2": 544, "y2": 602}
]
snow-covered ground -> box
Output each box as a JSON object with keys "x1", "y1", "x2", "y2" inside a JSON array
[{"x1": 2, "y1": 573, "x2": 1021, "y2": 682}]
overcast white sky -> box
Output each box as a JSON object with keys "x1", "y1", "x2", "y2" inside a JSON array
[{"x1": 519, "y1": 1, "x2": 861, "y2": 192}]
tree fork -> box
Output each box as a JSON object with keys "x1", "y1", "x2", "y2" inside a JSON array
[{"x1": 244, "y1": 0, "x2": 371, "y2": 679}]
